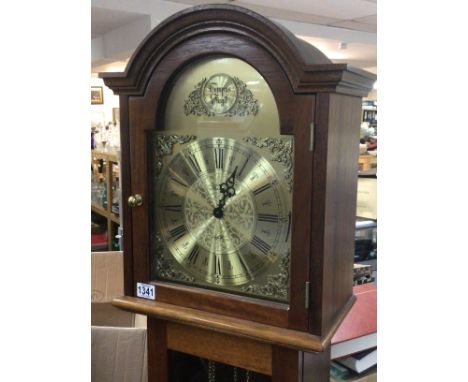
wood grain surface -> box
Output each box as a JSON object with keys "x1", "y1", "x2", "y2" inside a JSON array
[
  {"x1": 113, "y1": 296, "x2": 325, "y2": 352},
  {"x1": 166, "y1": 322, "x2": 272, "y2": 375}
]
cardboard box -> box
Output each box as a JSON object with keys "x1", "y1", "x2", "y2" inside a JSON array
[
  {"x1": 358, "y1": 154, "x2": 377, "y2": 172},
  {"x1": 91, "y1": 251, "x2": 147, "y2": 327},
  {"x1": 356, "y1": 178, "x2": 377, "y2": 220},
  {"x1": 91, "y1": 326, "x2": 148, "y2": 382}
]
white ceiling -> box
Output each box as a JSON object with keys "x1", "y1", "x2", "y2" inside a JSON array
[
  {"x1": 91, "y1": 7, "x2": 147, "y2": 38},
  {"x1": 91, "y1": 0, "x2": 377, "y2": 75},
  {"x1": 170, "y1": 0, "x2": 377, "y2": 33}
]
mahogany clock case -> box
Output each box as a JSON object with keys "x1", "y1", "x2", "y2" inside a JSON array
[{"x1": 101, "y1": 4, "x2": 375, "y2": 338}]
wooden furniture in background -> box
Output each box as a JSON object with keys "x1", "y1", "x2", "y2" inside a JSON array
[{"x1": 91, "y1": 150, "x2": 121, "y2": 251}]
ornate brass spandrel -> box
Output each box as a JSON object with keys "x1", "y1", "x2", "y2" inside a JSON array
[
  {"x1": 224, "y1": 77, "x2": 259, "y2": 117},
  {"x1": 183, "y1": 78, "x2": 209, "y2": 116},
  {"x1": 241, "y1": 253, "x2": 290, "y2": 299},
  {"x1": 152, "y1": 134, "x2": 196, "y2": 174},
  {"x1": 152, "y1": 234, "x2": 196, "y2": 283},
  {"x1": 243, "y1": 136, "x2": 294, "y2": 192}
]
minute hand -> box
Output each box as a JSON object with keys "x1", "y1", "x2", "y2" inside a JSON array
[{"x1": 218, "y1": 167, "x2": 238, "y2": 208}]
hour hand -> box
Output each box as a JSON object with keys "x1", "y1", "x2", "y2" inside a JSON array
[{"x1": 219, "y1": 166, "x2": 238, "y2": 198}]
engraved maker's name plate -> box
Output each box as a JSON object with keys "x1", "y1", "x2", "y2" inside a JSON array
[{"x1": 184, "y1": 73, "x2": 259, "y2": 117}]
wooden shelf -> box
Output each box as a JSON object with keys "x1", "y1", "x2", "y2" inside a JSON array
[
  {"x1": 91, "y1": 149, "x2": 120, "y2": 162},
  {"x1": 91, "y1": 150, "x2": 121, "y2": 250},
  {"x1": 91, "y1": 202, "x2": 107, "y2": 216},
  {"x1": 110, "y1": 213, "x2": 120, "y2": 224}
]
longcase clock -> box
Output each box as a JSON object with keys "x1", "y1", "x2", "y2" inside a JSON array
[{"x1": 101, "y1": 4, "x2": 375, "y2": 382}]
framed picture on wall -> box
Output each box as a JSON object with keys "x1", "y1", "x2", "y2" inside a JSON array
[{"x1": 91, "y1": 86, "x2": 104, "y2": 105}]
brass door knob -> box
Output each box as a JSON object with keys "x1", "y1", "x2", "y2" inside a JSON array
[{"x1": 128, "y1": 194, "x2": 143, "y2": 208}]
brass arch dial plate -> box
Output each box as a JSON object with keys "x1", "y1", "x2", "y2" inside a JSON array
[
  {"x1": 150, "y1": 135, "x2": 293, "y2": 302},
  {"x1": 184, "y1": 74, "x2": 259, "y2": 117}
]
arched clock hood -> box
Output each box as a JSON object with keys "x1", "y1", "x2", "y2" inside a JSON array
[{"x1": 100, "y1": 4, "x2": 374, "y2": 97}]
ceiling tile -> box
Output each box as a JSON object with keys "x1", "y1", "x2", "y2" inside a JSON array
[
  {"x1": 298, "y1": 36, "x2": 376, "y2": 68},
  {"x1": 92, "y1": 7, "x2": 146, "y2": 38},
  {"x1": 354, "y1": 14, "x2": 377, "y2": 25},
  {"x1": 237, "y1": 0, "x2": 377, "y2": 20},
  {"x1": 328, "y1": 20, "x2": 377, "y2": 33},
  {"x1": 235, "y1": 2, "x2": 339, "y2": 25}
]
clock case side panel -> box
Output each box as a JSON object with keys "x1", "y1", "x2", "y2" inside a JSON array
[{"x1": 308, "y1": 92, "x2": 362, "y2": 336}]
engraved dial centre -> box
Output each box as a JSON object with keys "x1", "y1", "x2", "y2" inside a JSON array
[{"x1": 185, "y1": 173, "x2": 256, "y2": 255}]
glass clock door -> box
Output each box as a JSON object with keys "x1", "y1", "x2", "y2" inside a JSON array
[{"x1": 149, "y1": 57, "x2": 294, "y2": 303}]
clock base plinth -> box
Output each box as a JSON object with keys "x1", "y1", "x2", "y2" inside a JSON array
[
  {"x1": 147, "y1": 318, "x2": 330, "y2": 382},
  {"x1": 112, "y1": 296, "x2": 356, "y2": 381}
]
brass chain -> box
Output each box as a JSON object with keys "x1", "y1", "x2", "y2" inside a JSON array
[
  {"x1": 207, "y1": 361, "x2": 252, "y2": 382},
  {"x1": 208, "y1": 361, "x2": 216, "y2": 382}
]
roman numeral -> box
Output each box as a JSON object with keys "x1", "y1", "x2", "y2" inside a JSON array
[
  {"x1": 170, "y1": 176, "x2": 188, "y2": 188},
  {"x1": 251, "y1": 235, "x2": 271, "y2": 254},
  {"x1": 187, "y1": 245, "x2": 200, "y2": 265},
  {"x1": 215, "y1": 148, "x2": 224, "y2": 169},
  {"x1": 169, "y1": 225, "x2": 187, "y2": 241},
  {"x1": 258, "y1": 213, "x2": 279, "y2": 223},
  {"x1": 229, "y1": 154, "x2": 237, "y2": 166},
  {"x1": 253, "y1": 184, "x2": 271, "y2": 196},
  {"x1": 187, "y1": 154, "x2": 201, "y2": 174},
  {"x1": 285, "y1": 212, "x2": 291, "y2": 242},
  {"x1": 162, "y1": 204, "x2": 182, "y2": 212},
  {"x1": 215, "y1": 256, "x2": 222, "y2": 276},
  {"x1": 238, "y1": 156, "x2": 250, "y2": 177},
  {"x1": 238, "y1": 254, "x2": 250, "y2": 276}
]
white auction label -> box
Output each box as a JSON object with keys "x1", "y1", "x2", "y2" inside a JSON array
[{"x1": 136, "y1": 282, "x2": 156, "y2": 300}]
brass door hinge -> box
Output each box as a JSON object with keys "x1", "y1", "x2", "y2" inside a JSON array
[{"x1": 309, "y1": 123, "x2": 315, "y2": 152}]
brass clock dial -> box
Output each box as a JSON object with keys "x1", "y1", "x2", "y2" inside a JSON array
[
  {"x1": 201, "y1": 74, "x2": 238, "y2": 114},
  {"x1": 152, "y1": 136, "x2": 292, "y2": 300}
]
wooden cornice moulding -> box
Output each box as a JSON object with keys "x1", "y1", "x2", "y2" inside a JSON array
[
  {"x1": 113, "y1": 296, "x2": 325, "y2": 352},
  {"x1": 100, "y1": 4, "x2": 375, "y2": 97},
  {"x1": 295, "y1": 64, "x2": 377, "y2": 97},
  {"x1": 112, "y1": 294, "x2": 355, "y2": 353}
]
